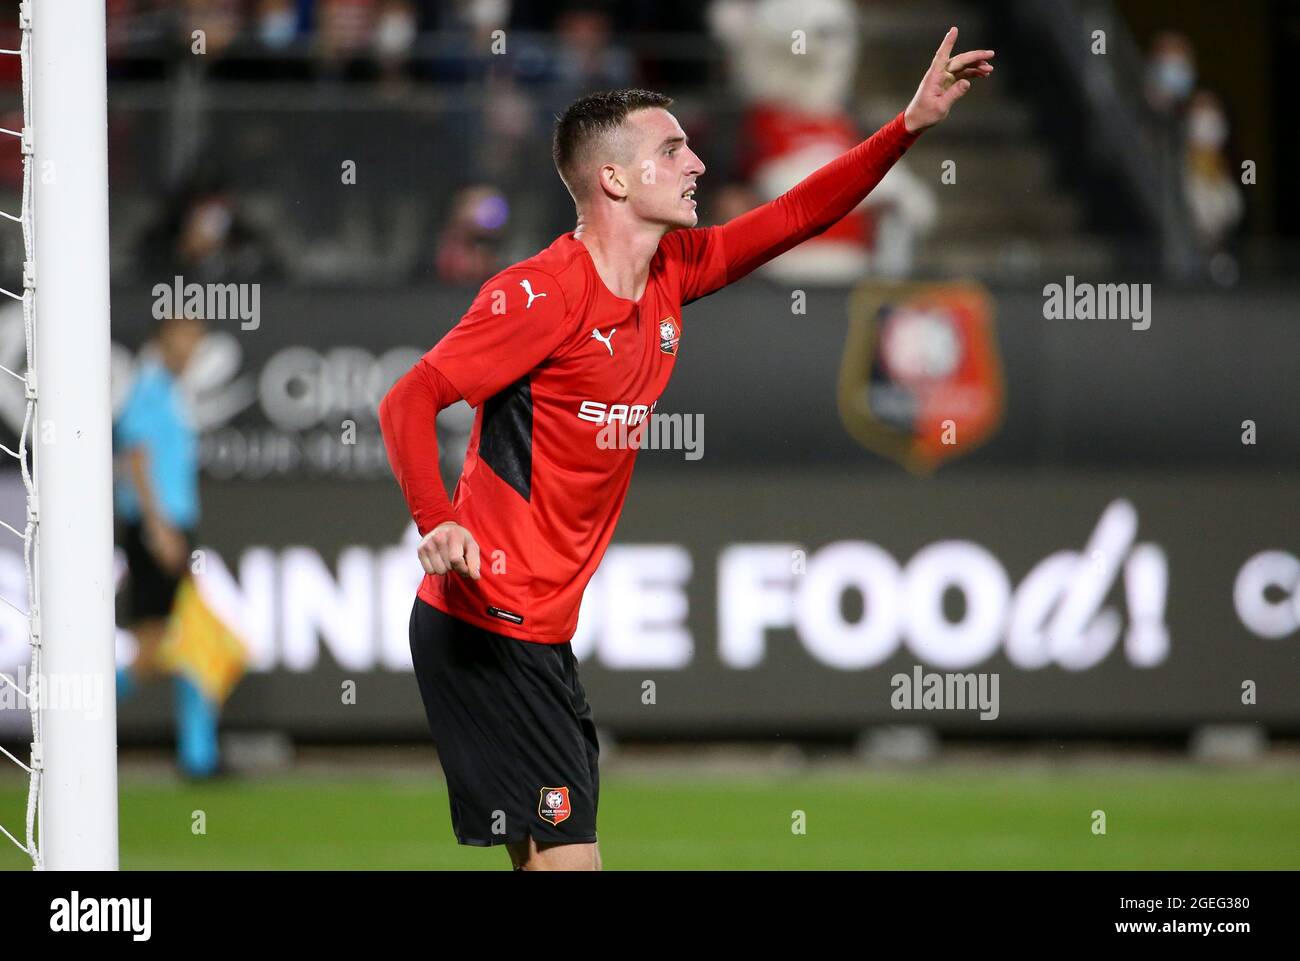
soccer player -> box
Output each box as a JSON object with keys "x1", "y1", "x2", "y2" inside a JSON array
[{"x1": 380, "y1": 28, "x2": 993, "y2": 870}]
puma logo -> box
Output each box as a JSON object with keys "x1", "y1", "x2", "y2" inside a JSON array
[
  {"x1": 519, "y1": 278, "x2": 548, "y2": 309},
  {"x1": 591, "y1": 327, "x2": 617, "y2": 356}
]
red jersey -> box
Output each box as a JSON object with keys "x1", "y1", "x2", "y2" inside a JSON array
[{"x1": 381, "y1": 111, "x2": 919, "y2": 644}]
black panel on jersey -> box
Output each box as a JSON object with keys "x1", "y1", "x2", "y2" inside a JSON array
[{"x1": 479, "y1": 376, "x2": 533, "y2": 501}]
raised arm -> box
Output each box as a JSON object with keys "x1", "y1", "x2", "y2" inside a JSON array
[{"x1": 715, "y1": 111, "x2": 920, "y2": 287}]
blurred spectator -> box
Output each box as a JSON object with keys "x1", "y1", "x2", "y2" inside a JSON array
[
  {"x1": 509, "y1": 1, "x2": 635, "y2": 104},
  {"x1": 374, "y1": 0, "x2": 418, "y2": 84},
  {"x1": 412, "y1": 0, "x2": 505, "y2": 83},
  {"x1": 434, "y1": 184, "x2": 510, "y2": 284},
  {"x1": 317, "y1": 0, "x2": 377, "y2": 78},
  {"x1": 108, "y1": 0, "x2": 140, "y2": 62},
  {"x1": 140, "y1": 167, "x2": 283, "y2": 281},
  {"x1": 236, "y1": 0, "x2": 315, "y2": 79},
  {"x1": 1143, "y1": 30, "x2": 1243, "y2": 279},
  {"x1": 552, "y1": 3, "x2": 634, "y2": 93},
  {"x1": 181, "y1": 0, "x2": 245, "y2": 59},
  {"x1": 108, "y1": 1, "x2": 192, "y2": 80},
  {"x1": 255, "y1": 0, "x2": 305, "y2": 51},
  {"x1": 1144, "y1": 31, "x2": 1196, "y2": 116},
  {"x1": 1182, "y1": 90, "x2": 1243, "y2": 258}
]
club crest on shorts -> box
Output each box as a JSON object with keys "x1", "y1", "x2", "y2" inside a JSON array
[
  {"x1": 538, "y1": 786, "x2": 572, "y2": 825},
  {"x1": 658, "y1": 317, "x2": 680, "y2": 354}
]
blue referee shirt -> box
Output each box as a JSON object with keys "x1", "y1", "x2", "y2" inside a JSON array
[{"x1": 113, "y1": 360, "x2": 200, "y2": 529}]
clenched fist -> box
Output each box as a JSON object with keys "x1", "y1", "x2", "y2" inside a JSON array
[{"x1": 419, "y1": 521, "x2": 482, "y2": 579}]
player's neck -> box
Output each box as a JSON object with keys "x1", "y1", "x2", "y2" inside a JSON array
[{"x1": 573, "y1": 212, "x2": 665, "y2": 303}]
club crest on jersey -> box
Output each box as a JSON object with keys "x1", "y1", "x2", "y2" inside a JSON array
[
  {"x1": 838, "y1": 281, "x2": 1004, "y2": 473},
  {"x1": 538, "y1": 786, "x2": 572, "y2": 825},
  {"x1": 659, "y1": 317, "x2": 680, "y2": 354}
]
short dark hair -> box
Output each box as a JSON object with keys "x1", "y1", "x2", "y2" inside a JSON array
[
  {"x1": 552, "y1": 88, "x2": 673, "y2": 204},
  {"x1": 157, "y1": 312, "x2": 205, "y2": 334}
]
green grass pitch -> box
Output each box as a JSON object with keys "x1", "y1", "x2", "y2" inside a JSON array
[{"x1": 3, "y1": 766, "x2": 1298, "y2": 870}]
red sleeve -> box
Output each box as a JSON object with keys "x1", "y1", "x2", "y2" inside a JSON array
[
  {"x1": 378, "y1": 358, "x2": 464, "y2": 537},
  {"x1": 669, "y1": 111, "x2": 921, "y2": 304},
  {"x1": 425, "y1": 266, "x2": 571, "y2": 408}
]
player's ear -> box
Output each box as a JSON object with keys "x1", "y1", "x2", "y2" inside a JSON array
[{"x1": 598, "y1": 162, "x2": 629, "y2": 200}]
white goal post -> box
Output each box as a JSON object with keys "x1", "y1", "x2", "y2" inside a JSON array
[{"x1": 17, "y1": 0, "x2": 118, "y2": 870}]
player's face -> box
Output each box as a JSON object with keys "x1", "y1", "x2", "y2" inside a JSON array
[
  {"x1": 625, "y1": 108, "x2": 705, "y2": 229},
  {"x1": 159, "y1": 316, "x2": 206, "y2": 374}
]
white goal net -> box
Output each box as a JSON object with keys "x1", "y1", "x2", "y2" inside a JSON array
[{"x1": 0, "y1": 0, "x2": 119, "y2": 871}]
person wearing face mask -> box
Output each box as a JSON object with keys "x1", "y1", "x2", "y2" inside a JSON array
[
  {"x1": 1145, "y1": 31, "x2": 1196, "y2": 115},
  {"x1": 256, "y1": 0, "x2": 301, "y2": 51}
]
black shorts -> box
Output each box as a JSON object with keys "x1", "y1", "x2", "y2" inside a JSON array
[
  {"x1": 121, "y1": 522, "x2": 196, "y2": 622},
  {"x1": 408, "y1": 597, "x2": 600, "y2": 847}
]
